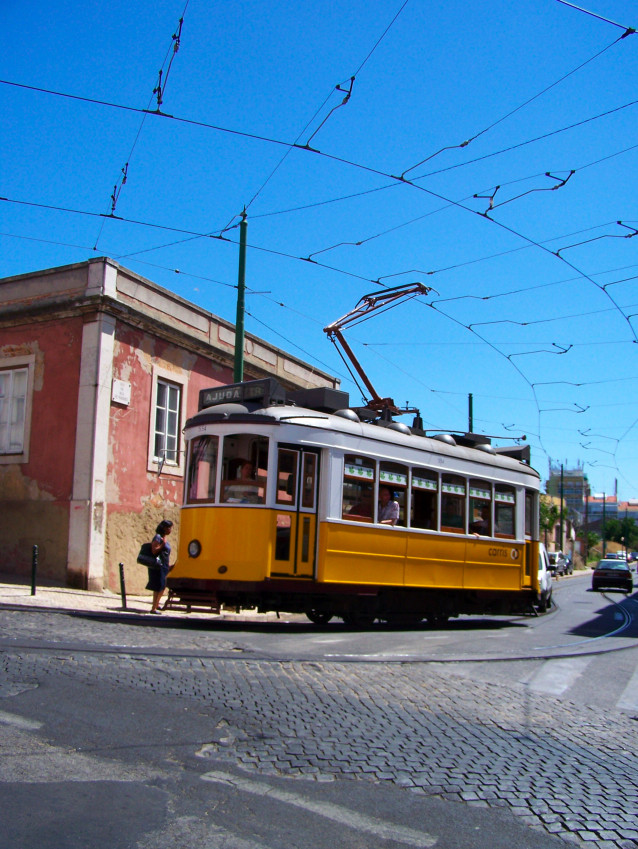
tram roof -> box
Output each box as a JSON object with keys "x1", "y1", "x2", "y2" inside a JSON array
[{"x1": 187, "y1": 396, "x2": 538, "y2": 482}]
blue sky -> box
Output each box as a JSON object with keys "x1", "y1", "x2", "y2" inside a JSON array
[{"x1": 2, "y1": 0, "x2": 638, "y2": 499}]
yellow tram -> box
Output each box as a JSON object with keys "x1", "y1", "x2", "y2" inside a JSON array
[{"x1": 167, "y1": 377, "x2": 542, "y2": 625}]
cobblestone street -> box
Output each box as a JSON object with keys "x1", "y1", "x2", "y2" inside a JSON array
[{"x1": 3, "y1": 627, "x2": 638, "y2": 848}]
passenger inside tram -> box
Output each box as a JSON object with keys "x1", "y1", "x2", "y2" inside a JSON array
[{"x1": 378, "y1": 486, "x2": 400, "y2": 526}]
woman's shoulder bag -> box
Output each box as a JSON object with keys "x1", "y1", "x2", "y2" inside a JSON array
[{"x1": 137, "y1": 541, "x2": 160, "y2": 569}]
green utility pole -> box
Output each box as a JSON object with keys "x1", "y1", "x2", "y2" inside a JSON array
[
  {"x1": 233, "y1": 209, "x2": 248, "y2": 383},
  {"x1": 468, "y1": 393, "x2": 473, "y2": 432},
  {"x1": 560, "y1": 463, "x2": 564, "y2": 552}
]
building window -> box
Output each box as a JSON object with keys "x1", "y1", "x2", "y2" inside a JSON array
[
  {"x1": 154, "y1": 378, "x2": 181, "y2": 466},
  {"x1": 0, "y1": 360, "x2": 33, "y2": 463}
]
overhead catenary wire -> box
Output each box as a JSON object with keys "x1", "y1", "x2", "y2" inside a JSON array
[
  {"x1": 3, "y1": 5, "x2": 638, "y2": 489},
  {"x1": 92, "y1": 5, "x2": 189, "y2": 251},
  {"x1": 401, "y1": 32, "x2": 634, "y2": 178},
  {"x1": 236, "y1": 0, "x2": 410, "y2": 223}
]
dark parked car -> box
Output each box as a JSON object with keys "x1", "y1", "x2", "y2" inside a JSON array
[
  {"x1": 548, "y1": 552, "x2": 567, "y2": 577},
  {"x1": 591, "y1": 559, "x2": 633, "y2": 594}
]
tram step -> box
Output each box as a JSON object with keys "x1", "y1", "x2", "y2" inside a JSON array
[{"x1": 163, "y1": 590, "x2": 220, "y2": 614}]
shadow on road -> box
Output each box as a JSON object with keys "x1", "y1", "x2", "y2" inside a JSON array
[
  {"x1": 567, "y1": 589, "x2": 638, "y2": 639},
  {"x1": 61, "y1": 608, "x2": 532, "y2": 636}
]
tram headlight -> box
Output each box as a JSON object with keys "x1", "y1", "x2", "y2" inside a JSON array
[{"x1": 188, "y1": 539, "x2": 202, "y2": 558}]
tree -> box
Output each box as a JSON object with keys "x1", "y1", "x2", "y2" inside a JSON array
[
  {"x1": 585, "y1": 531, "x2": 599, "y2": 561},
  {"x1": 540, "y1": 496, "x2": 560, "y2": 531},
  {"x1": 602, "y1": 517, "x2": 638, "y2": 550}
]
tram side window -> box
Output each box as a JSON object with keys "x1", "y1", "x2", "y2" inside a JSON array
[
  {"x1": 186, "y1": 436, "x2": 219, "y2": 504},
  {"x1": 441, "y1": 474, "x2": 466, "y2": 534},
  {"x1": 379, "y1": 463, "x2": 408, "y2": 526},
  {"x1": 342, "y1": 454, "x2": 375, "y2": 522},
  {"x1": 469, "y1": 479, "x2": 492, "y2": 536},
  {"x1": 276, "y1": 449, "x2": 298, "y2": 505},
  {"x1": 221, "y1": 434, "x2": 268, "y2": 504},
  {"x1": 411, "y1": 469, "x2": 438, "y2": 530},
  {"x1": 495, "y1": 485, "x2": 516, "y2": 538},
  {"x1": 525, "y1": 489, "x2": 536, "y2": 539}
]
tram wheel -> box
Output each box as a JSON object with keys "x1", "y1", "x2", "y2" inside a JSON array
[
  {"x1": 342, "y1": 612, "x2": 376, "y2": 628},
  {"x1": 305, "y1": 608, "x2": 334, "y2": 625}
]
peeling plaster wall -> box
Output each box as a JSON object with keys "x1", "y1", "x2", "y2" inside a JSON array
[
  {"x1": 2, "y1": 467, "x2": 69, "y2": 581},
  {"x1": 1, "y1": 321, "x2": 83, "y2": 578}
]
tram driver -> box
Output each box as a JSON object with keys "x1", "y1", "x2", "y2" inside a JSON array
[
  {"x1": 378, "y1": 486, "x2": 400, "y2": 526},
  {"x1": 223, "y1": 458, "x2": 263, "y2": 503}
]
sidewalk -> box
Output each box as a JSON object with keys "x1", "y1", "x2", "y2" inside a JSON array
[
  {"x1": 0, "y1": 574, "x2": 296, "y2": 622},
  {"x1": 0, "y1": 573, "x2": 150, "y2": 615}
]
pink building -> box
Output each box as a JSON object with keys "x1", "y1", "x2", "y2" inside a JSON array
[{"x1": 0, "y1": 258, "x2": 337, "y2": 592}]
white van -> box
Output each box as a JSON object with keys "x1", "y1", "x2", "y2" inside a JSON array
[{"x1": 538, "y1": 543, "x2": 553, "y2": 612}]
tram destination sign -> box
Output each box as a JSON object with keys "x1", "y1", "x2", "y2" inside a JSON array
[{"x1": 199, "y1": 378, "x2": 286, "y2": 410}]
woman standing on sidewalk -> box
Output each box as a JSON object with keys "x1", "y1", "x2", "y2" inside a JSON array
[{"x1": 148, "y1": 520, "x2": 173, "y2": 614}]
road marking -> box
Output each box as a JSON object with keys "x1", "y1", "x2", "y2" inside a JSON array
[
  {"x1": 527, "y1": 657, "x2": 592, "y2": 696},
  {"x1": 617, "y1": 664, "x2": 638, "y2": 711},
  {"x1": 0, "y1": 710, "x2": 42, "y2": 730},
  {"x1": 201, "y1": 770, "x2": 437, "y2": 847}
]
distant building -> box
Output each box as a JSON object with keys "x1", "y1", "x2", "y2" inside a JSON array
[
  {"x1": 0, "y1": 258, "x2": 338, "y2": 592},
  {"x1": 618, "y1": 500, "x2": 638, "y2": 522},
  {"x1": 586, "y1": 494, "x2": 618, "y2": 522},
  {"x1": 546, "y1": 461, "x2": 588, "y2": 526}
]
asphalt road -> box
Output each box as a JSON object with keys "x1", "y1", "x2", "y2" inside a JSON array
[{"x1": 1, "y1": 570, "x2": 638, "y2": 848}]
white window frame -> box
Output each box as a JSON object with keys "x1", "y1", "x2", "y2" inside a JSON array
[
  {"x1": 0, "y1": 354, "x2": 35, "y2": 465},
  {"x1": 147, "y1": 366, "x2": 187, "y2": 476}
]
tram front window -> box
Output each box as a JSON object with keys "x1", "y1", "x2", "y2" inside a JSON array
[
  {"x1": 186, "y1": 436, "x2": 219, "y2": 504},
  {"x1": 342, "y1": 454, "x2": 375, "y2": 522},
  {"x1": 221, "y1": 434, "x2": 268, "y2": 504}
]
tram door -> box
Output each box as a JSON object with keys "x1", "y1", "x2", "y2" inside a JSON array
[{"x1": 272, "y1": 447, "x2": 319, "y2": 578}]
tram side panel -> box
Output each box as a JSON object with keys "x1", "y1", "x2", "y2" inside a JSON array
[
  {"x1": 320, "y1": 524, "x2": 525, "y2": 592},
  {"x1": 460, "y1": 538, "x2": 525, "y2": 590},
  {"x1": 403, "y1": 532, "x2": 466, "y2": 588},
  {"x1": 317, "y1": 522, "x2": 408, "y2": 585}
]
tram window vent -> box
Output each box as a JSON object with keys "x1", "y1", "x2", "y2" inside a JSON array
[{"x1": 454, "y1": 433, "x2": 492, "y2": 448}]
